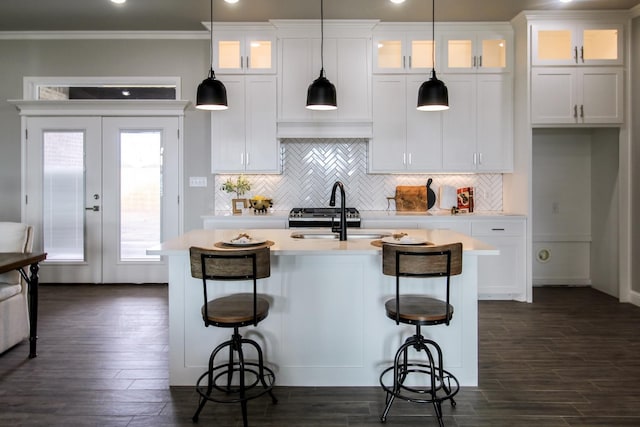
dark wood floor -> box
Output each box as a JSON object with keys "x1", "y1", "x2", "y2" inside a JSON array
[{"x1": 1, "y1": 285, "x2": 640, "y2": 426}]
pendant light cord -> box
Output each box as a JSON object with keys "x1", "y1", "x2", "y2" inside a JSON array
[
  {"x1": 209, "y1": 0, "x2": 215, "y2": 78},
  {"x1": 320, "y1": 0, "x2": 325, "y2": 77},
  {"x1": 431, "y1": 0, "x2": 436, "y2": 74}
]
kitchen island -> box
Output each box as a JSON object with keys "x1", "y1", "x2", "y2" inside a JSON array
[{"x1": 149, "y1": 228, "x2": 497, "y2": 387}]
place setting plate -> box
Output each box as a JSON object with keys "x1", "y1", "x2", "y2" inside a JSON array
[{"x1": 381, "y1": 236, "x2": 430, "y2": 245}]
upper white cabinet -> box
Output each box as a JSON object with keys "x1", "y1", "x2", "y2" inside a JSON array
[
  {"x1": 442, "y1": 74, "x2": 513, "y2": 172},
  {"x1": 531, "y1": 67, "x2": 624, "y2": 125},
  {"x1": 370, "y1": 75, "x2": 442, "y2": 173},
  {"x1": 531, "y1": 22, "x2": 624, "y2": 66},
  {"x1": 211, "y1": 75, "x2": 279, "y2": 173},
  {"x1": 278, "y1": 37, "x2": 371, "y2": 122},
  {"x1": 440, "y1": 29, "x2": 512, "y2": 73},
  {"x1": 275, "y1": 21, "x2": 375, "y2": 137},
  {"x1": 211, "y1": 24, "x2": 277, "y2": 74},
  {"x1": 372, "y1": 29, "x2": 436, "y2": 74}
]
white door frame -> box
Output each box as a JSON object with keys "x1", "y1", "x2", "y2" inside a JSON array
[{"x1": 10, "y1": 99, "x2": 188, "y2": 282}]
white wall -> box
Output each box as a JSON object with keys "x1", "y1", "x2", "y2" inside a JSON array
[
  {"x1": 532, "y1": 128, "x2": 619, "y2": 294},
  {"x1": 632, "y1": 15, "x2": 640, "y2": 295}
]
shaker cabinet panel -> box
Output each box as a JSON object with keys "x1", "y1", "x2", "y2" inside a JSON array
[
  {"x1": 370, "y1": 75, "x2": 442, "y2": 173},
  {"x1": 212, "y1": 75, "x2": 279, "y2": 173},
  {"x1": 531, "y1": 67, "x2": 623, "y2": 124},
  {"x1": 442, "y1": 74, "x2": 512, "y2": 172}
]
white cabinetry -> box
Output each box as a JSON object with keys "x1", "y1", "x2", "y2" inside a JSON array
[
  {"x1": 370, "y1": 75, "x2": 442, "y2": 172},
  {"x1": 531, "y1": 22, "x2": 623, "y2": 66},
  {"x1": 211, "y1": 75, "x2": 279, "y2": 173},
  {"x1": 440, "y1": 29, "x2": 511, "y2": 73},
  {"x1": 531, "y1": 67, "x2": 623, "y2": 125},
  {"x1": 372, "y1": 29, "x2": 435, "y2": 74},
  {"x1": 442, "y1": 74, "x2": 513, "y2": 172},
  {"x1": 471, "y1": 219, "x2": 527, "y2": 301},
  {"x1": 211, "y1": 24, "x2": 276, "y2": 74},
  {"x1": 276, "y1": 21, "x2": 373, "y2": 137}
]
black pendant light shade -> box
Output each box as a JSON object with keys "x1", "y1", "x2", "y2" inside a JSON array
[
  {"x1": 417, "y1": 70, "x2": 449, "y2": 111},
  {"x1": 196, "y1": 69, "x2": 228, "y2": 110},
  {"x1": 196, "y1": 0, "x2": 228, "y2": 111},
  {"x1": 306, "y1": 69, "x2": 337, "y2": 110},
  {"x1": 417, "y1": 0, "x2": 449, "y2": 111},
  {"x1": 306, "y1": 0, "x2": 337, "y2": 111}
]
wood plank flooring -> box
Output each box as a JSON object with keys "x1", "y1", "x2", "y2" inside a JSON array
[{"x1": 1, "y1": 284, "x2": 640, "y2": 426}]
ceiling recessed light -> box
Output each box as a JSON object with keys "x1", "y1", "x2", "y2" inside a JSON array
[
  {"x1": 390, "y1": 0, "x2": 406, "y2": 4},
  {"x1": 225, "y1": 0, "x2": 240, "y2": 4},
  {"x1": 559, "y1": 0, "x2": 572, "y2": 3},
  {"x1": 111, "y1": 0, "x2": 126, "y2": 4}
]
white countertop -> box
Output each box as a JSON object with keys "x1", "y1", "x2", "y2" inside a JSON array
[
  {"x1": 149, "y1": 228, "x2": 498, "y2": 256},
  {"x1": 201, "y1": 210, "x2": 526, "y2": 221}
]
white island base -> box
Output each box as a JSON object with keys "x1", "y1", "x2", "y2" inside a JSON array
[{"x1": 153, "y1": 229, "x2": 497, "y2": 387}]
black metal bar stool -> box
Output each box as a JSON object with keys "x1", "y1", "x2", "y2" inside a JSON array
[
  {"x1": 379, "y1": 242, "x2": 463, "y2": 427},
  {"x1": 189, "y1": 246, "x2": 277, "y2": 426}
]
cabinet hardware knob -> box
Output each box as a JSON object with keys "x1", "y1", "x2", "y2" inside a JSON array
[
  {"x1": 491, "y1": 228, "x2": 505, "y2": 231},
  {"x1": 408, "y1": 56, "x2": 412, "y2": 69},
  {"x1": 574, "y1": 46, "x2": 578, "y2": 63},
  {"x1": 580, "y1": 46, "x2": 584, "y2": 63},
  {"x1": 574, "y1": 105, "x2": 578, "y2": 118},
  {"x1": 580, "y1": 105, "x2": 584, "y2": 119},
  {"x1": 478, "y1": 55, "x2": 482, "y2": 68}
]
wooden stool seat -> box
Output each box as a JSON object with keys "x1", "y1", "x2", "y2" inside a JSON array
[
  {"x1": 204, "y1": 293, "x2": 270, "y2": 326},
  {"x1": 385, "y1": 296, "x2": 454, "y2": 325}
]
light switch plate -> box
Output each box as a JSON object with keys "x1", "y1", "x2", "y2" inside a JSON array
[{"x1": 189, "y1": 176, "x2": 207, "y2": 187}]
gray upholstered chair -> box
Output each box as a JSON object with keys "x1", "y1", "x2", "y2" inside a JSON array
[{"x1": 0, "y1": 222, "x2": 34, "y2": 354}]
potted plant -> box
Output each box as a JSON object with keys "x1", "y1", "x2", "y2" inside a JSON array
[{"x1": 221, "y1": 175, "x2": 251, "y2": 214}]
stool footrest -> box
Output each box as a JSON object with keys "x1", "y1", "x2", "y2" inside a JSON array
[
  {"x1": 380, "y1": 363, "x2": 460, "y2": 404},
  {"x1": 195, "y1": 362, "x2": 276, "y2": 405}
]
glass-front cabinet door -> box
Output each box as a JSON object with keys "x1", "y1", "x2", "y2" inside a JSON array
[
  {"x1": 212, "y1": 28, "x2": 276, "y2": 74},
  {"x1": 373, "y1": 32, "x2": 436, "y2": 74},
  {"x1": 441, "y1": 31, "x2": 509, "y2": 73},
  {"x1": 531, "y1": 23, "x2": 623, "y2": 66}
]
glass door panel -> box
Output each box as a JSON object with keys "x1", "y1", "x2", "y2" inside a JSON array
[
  {"x1": 536, "y1": 30, "x2": 572, "y2": 61},
  {"x1": 481, "y1": 39, "x2": 506, "y2": 68},
  {"x1": 218, "y1": 40, "x2": 241, "y2": 69},
  {"x1": 583, "y1": 29, "x2": 618, "y2": 60},
  {"x1": 249, "y1": 40, "x2": 272, "y2": 69},
  {"x1": 42, "y1": 131, "x2": 85, "y2": 261},
  {"x1": 376, "y1": 39, "x2": 403, "y2": 69},
  {"x1": 119, "y1": 131, "x2": 161, "y2": 261},
  {"x1": 410, "y1": 40, "x2": 435, "y2": 69},
  {"x1": 447, "y1": 39, "x2": 473, "y2": 69}
]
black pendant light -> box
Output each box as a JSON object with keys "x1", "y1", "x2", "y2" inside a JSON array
[
  {"x1": 306, "y1": 0, "x2": 337, "y2": 111},
  {"x1": 417, "y1": 0, "x2": 449, "y2": 111},
  {"x1": 196, "y1": 0, "x2": 228, "y2": 110}
]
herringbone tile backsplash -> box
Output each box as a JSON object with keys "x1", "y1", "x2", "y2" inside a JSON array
[{"x1": 214, "y1": 139, "x2": 503, "y2": 213}]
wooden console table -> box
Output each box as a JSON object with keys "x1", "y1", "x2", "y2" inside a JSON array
[{"x1": 0, "y1": 252, "x2": 47, "y2": 358}]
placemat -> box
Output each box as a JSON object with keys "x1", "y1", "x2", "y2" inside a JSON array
[
  {"x1": 370, "y1": 240, "x2": 433, "y2": 248},
  {"x1": 213, "y1": 240, "x2": 275, "y2": 250}
]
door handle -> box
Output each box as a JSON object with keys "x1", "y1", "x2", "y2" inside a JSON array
[{"x1": 85, "y1": 205, "x2": 100, "y2": 212}]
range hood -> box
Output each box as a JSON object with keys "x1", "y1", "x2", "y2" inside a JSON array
[{"x1": 277, "y1": 120, "x2": 372, "y2": 139}]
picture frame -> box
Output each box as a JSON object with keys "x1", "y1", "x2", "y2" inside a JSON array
[{"x1": 232, "y1": 198, "x2": 247, "y2": 214}]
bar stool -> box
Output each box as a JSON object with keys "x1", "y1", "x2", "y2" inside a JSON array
[
  {"x1": 189, "y1": 246, "x2": 277, "y2": 426},
  {"x1": 379, "y1": 242, "x2": 463, "y2": 427}
]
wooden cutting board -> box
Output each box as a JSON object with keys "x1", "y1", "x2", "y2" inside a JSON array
[{"x1": 394, "y1": 186, "x2": 427, "y2": 212}]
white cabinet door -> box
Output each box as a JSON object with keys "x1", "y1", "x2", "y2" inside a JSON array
[
  {"x1": 442, "y1": 74, "x2": 512, "y2": 172},
  {"x1": 531, "y1": 22, "x2": 624, "y2": 67},
  {"x1": 531, "y1": 67, "x2": 623, "y2": 124},
  {"x1": 212, "y1": 75, "x2": 279, "y2": 173},
  {"x1": 278, "y1": 37, "x2": 371, "y2": 122},
  {"x1": 472, "y1": 220, "x2": 526, "y2": 301},
  {"x1": 371, "y1": 75, "x2": 407, "y2": 172},
  {"x1": 372, "y1": 31, "x2": 435, "y2": 74},
  {"x1": 370, "y1": 75, "x2": 442, "y2": 173},
  {"x1": 440, "y1": 30, "x2": 511, "y2": 74},
  {"x1": 213, "y1": 29, "x2": 277, "y2": 74}
]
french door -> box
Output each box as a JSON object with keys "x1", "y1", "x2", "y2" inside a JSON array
[{"x1": 24, "y1": 116, "x2": 180, "y2": 283}]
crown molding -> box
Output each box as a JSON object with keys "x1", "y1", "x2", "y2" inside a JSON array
[
  {"x1": 7, "y1": 99, "x2": 191, "y2": 116},
  {"x1": 0, "y1": 31, "x2": 206, "y2": 40}
]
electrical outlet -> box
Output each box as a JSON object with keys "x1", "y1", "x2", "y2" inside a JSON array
[{"x1": 189, "y1": 177, "x2": 207, "y2": 187}]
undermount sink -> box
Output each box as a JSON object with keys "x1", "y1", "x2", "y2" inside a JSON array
[{"x1": 290, "y1": 231, "x2": 392, "y2": 240}]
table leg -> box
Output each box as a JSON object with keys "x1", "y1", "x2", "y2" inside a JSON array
[{"x1": 28, "y1": 262, "x2": 39, "y2": 358}]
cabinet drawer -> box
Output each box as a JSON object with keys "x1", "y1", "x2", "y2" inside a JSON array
[{"x1": 472, "y1": 220, "x2": 523, "y2": 236}]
